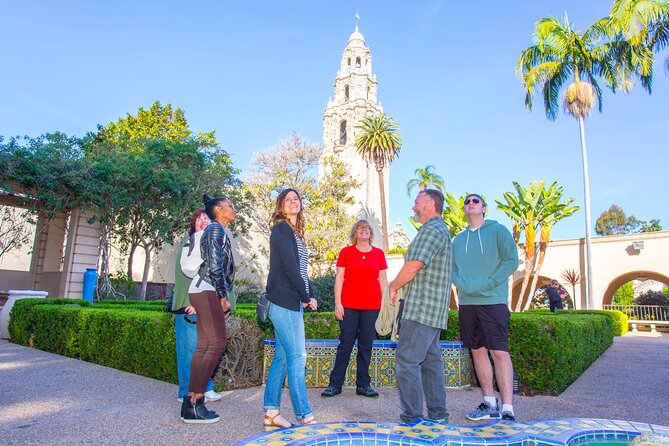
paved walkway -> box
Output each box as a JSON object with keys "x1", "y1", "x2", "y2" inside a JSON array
[{"x1": 1, "y1": 332, "x2": 667, "y2": 445}]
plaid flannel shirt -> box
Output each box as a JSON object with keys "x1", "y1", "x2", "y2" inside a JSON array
[{"x1": 401, "y1": 216, "x2": 453, "y2": 330}]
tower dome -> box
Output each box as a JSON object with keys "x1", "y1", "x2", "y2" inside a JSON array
[{"x1": 347, "y1": 25, "x2": 366, "y2": 47}]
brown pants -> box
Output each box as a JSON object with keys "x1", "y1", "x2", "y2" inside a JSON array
[{"x1": 188, "y1": 291, "x2": 227, "y2": 393}]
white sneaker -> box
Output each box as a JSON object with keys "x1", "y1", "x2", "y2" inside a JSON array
[{"x1": 204, "y1": 390, "x2": 222, "y2": 402}]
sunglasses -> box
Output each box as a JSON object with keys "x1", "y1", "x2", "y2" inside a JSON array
[{"x1": 464, "y1": 198, "x2": 481, "y2": 205}]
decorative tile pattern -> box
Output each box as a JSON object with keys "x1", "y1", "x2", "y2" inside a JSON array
[
  {"x1": 263, "y1": 339, "x2": 471, "y2": 389},
  {"x1": 233, "y1": 418, "x2": 669, "y2": 446}
]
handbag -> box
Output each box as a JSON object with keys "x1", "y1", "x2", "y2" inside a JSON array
[{"x1": 256, "y1": 292, "x2": 271, "y2": 322}]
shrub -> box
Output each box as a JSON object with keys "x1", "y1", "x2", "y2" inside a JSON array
[
  {"x1": 8, "y1": 298, "x2": 89, "y2": 345},
  {"x1": 635, "y1": 290, "x2": 669, "y2": 306},
  {"x1": 310, "y1": 272, "x2": 336, "y2": 312},
  {"x1": 509, "y1": 312, "x2": 613, "y2": 395},
  {"x1": 612, "y1": 281, "x2": 635, "y2": 305},
  {"x1": 525, "y1": 308, "x2": 628, "y2": 336},
  {"x1": 236, "y1": 291, "x2": 261, "y2": 304},
  {"x1": 10, "y1": 299, "x2": 615, "y2": 395}
]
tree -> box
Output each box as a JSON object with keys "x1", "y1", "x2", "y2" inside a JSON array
[
  {"x1": 525, "y1": 183, "x2": 579, "y2": 309},
  {"x1": 516, "y1": 14, "x2": 639, "y2": 308},
  {"x1": 90, "y1": 102, "x2": 229, "y2": 288},
  {"x1": 612, "y1": 281, "x2": 635, "y2": 305},
  {"x1": 0, "y1": 206, "x2": 34, "y2": 259},
  {"x1": 406, "y1": 165, "x2": 444, "y2": 196},
  {"x1": 0, "y1": 133, "x2": 86, "y2": 221},
  {"x1": 561, "y1": 268, "x2": 583, "y2": 305},
  {"x1": 93, "y1": 101, "x2": 216, "y2": 149},
  {"x1": 497, "y1": 181, "x2": 544, "y2": 311},
  {"x1": 244, "y1": 134, "x2": 359, "y2": 273},
  {"x1": 609, "y1": 0, "x2": 669, "y2": 86},
  {"x1": 83, "y1": 139, "x2": 215, "y2": 300},
  {"x1": 355, "y1": 114, "x2": 402, "y2": 252},
  {"x1": 596, "y1": 204, "x2": 663, "y2": 235},
  {"x1": 441, "y1": 193, "x2": 472, "y2": 237},
  {"x1": 307, "y1": 156, "x2": 360, "y2": 275}
]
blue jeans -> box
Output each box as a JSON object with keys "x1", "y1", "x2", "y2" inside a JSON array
[
  {"x1": 395, "y1": 319, "x2": 448, "y2": 423},
  {"x1": 175, "y1": 314, "x2": 213, "y2": 398},
  {"x1": 263, "y1": 304, "x2": 313, "y2": 421}
]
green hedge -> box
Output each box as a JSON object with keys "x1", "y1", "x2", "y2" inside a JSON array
[
  {"x1": 509, "y1": 312, "x2": 613, "y2": 394},
  {"x1": 525, "y1": 308, "x2": 628, "y2": 336},
  {"x1": 9, "y1": 299, "x2": 615, "y2": 395}
]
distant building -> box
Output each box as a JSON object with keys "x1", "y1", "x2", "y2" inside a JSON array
[
  {"x1": 319, "y1": 25, "x2": 388, "y2": 249},
  {"x1": 388, "y1": 219, "x2": 411, "y2": 251}
]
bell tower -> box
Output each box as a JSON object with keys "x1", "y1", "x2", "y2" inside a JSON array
[{"x1": 320, "y1": 25, "x2": 388, "y2": 248}]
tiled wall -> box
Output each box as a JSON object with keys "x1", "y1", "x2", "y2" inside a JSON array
[{"x1": 262, "y1": 339, "x2": 471, "y2": 388}]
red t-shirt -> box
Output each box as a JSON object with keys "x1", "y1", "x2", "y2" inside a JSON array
[{"x1": 337, "y1": 245, "x2": 388, "y2": 310}]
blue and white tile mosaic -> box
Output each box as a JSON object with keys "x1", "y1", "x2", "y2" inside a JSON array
[{"x1": 233, "y1": 418, "x2": 669, "y2": 446}]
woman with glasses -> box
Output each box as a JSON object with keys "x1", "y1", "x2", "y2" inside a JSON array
[
  {"x1": 263, "y1": 188, "x2": 318, "y2": 430},
  {"x1": 321, "y1": 220, "x2": 387, "y2": 399},
  {"x1": 181, "y1": 194, "x2": 237, "y2": 424},
  {"x1": 170, "y1": 209, "x2": 221, "y2": 408}
]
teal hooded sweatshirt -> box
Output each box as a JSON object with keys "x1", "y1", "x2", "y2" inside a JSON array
[{"x1": 452, "y1": 220, "x2": 518, "y2": 305}]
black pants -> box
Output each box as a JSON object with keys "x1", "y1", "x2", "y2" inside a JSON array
[
  {"x1": 549, "y1": 300, "x2": 563, "y2": 312},
  {"x1": 327, "y1": 308, "x2": 379, "y2": 389}
]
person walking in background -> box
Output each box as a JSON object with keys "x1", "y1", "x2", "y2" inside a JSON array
[
  {"x1": 181, "y1": 195, "x2": 237, "y2": 424},
  {"x1": 452, "y1": 193, "x2": 519, "y2": 422},
  {"x1": 321, "y1": 220, "x2": 387, "y2": 399},
  {"x1": 388, "y1": 189, "x2": 452, "y2": 424},
  {"x1": 262, "y1": 188, "x2": 318, "y2": 430},
  {"x1": 547, "y1": 279, "x2": 564, "y2": 312},
  {"x1": 171, "y1": 209, "x2": 221, "y2": 405}
]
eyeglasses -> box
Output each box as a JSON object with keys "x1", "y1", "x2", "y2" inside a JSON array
[
  {"x1": 357, "y1": 226, "x2": 370, "y2": 231},
  {"x1": 464, "y1": 198, "x2": 481, "y2": 205}
]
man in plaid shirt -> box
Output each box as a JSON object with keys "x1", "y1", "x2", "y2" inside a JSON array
[{"x1": 389, "y1": 189, "x2": 452, "y2": 423}]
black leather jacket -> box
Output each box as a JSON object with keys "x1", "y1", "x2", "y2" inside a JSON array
[{"x1": 198, "y1": 221, "x2": 235, "y2": 299}]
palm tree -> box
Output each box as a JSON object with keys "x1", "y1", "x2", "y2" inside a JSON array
[
  {"x1": 355, "y1": 114, "x2": 402, "y2": 251},
  {"x1": 609, "y1": 0, "x2": 669, "y2": 85},
  {"x1": 441, "y1": 192, "x2": 468, "y2": 237},
  {"x1": 496, "y1": 181, "x2": 545, "y2": 312},
  {"x1": 406, "y1": 165, "x2": 445, "y2": 196},
  {"x1": 561, "y1": 268, "x2": 583, "y2": 306},
  {"x1": 524, "y1": 183, "x2": 579, "y2": 310},
  {"x1": 517, "y1": 15, "x2": 625, "y2": 309}
]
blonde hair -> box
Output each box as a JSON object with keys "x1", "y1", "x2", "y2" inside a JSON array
[
  {"x1": 349, "y1": 219, "x2": 374, "y2": 245},
  {"x1": 270, "y1": 188, "x2": 305, "y2": 241}
]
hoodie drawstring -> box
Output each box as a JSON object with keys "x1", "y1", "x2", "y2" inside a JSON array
[{"x1": 465, "y1": 228, "x2": 484, "y2": 255}]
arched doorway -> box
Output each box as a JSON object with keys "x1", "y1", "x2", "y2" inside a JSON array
[{"x1": 602, "y1": 271, "x2": 669, "y2": 306}]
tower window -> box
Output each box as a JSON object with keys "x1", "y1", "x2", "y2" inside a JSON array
[
  {"x1": 339, "y1": 120, "x2": 347, "y2": 145},
  {"x1": 344, "y1": 85, "x2": 349, "y2": 102},
  {"x1": 367, "y1": 86, "x2": 370, "y2": 100},
  {"x1": 355, "y1": 57, "x2": 361, "y2": 68},
  {"x1": 347, "y1": 58, "x2": 351, "y2": 67}
]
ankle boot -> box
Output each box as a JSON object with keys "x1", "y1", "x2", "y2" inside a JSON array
[{"x1": 181, "y1": 396, "x2": 220, "y2": 424}]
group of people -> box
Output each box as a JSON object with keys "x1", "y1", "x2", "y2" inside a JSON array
[{"x1": 170, "y1": 187, "x2": 521, "y2": 427}]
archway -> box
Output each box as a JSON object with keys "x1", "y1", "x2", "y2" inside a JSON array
[{"x1": 602, "y1": 271, "x2": 669, "y2": 306}]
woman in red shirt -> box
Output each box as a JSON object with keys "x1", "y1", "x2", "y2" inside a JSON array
[{"x1": 321, "y1": 220, "x2": 388, "y2": 398}]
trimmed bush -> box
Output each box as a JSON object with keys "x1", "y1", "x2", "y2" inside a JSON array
[
  {"x1": 510, "y1": 312, "x2": 613, "y2": 395},
  {"x1": 635, "y1": 290, "x2": 669, "y2": 306},
  {"x1": 526, "y1": 308, "x2": 628, "y2": 336},
  {"x1": 10, "y1": 299, "x2": 615, "y2": 395}
]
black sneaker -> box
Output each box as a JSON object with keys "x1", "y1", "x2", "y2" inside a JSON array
[
  {"x1": 356, "y1": 386, "x2": 379, "y2": 398},
  {"x1": 501, "y1": 411, "x2": 516, "y2": 422},
  {"x1": 181, "y1": 396, "x2": 220, "y2": 424},
  {"x1": 320, "y1": 386, "x2": 342, "y2": 397}
]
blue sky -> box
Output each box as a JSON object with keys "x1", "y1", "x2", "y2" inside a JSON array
[{"x1": 1, "y1": 1, "x2": 667, "y2": 241}]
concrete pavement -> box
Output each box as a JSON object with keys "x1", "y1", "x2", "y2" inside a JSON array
[{"x1": 1, "y1": 332, "x2": 667, "y2": 445}]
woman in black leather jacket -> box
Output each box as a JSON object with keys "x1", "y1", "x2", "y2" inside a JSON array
[{"x1": 181, "y1": 194, "x2": 237, "y2": 424}]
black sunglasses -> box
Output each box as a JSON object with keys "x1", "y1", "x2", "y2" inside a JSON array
[{"x1": 464, "y1": 198, "x2": 481, "y2": 205}]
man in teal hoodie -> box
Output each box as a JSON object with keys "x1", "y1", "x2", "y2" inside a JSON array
[{"x1": 452, "y1": 193, "x2": 518, "y2": 421}]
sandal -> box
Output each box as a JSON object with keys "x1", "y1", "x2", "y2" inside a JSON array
[
  {"x1": 263, "y1": 413, "x2": 293, "y2": 431},
  {"x1": 300, "y1": 416, "x2": 317, "y2": 425}
]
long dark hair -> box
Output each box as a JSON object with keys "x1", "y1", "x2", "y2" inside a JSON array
[{"x1": 270, "y1": 188, "x2": 305, "y2": 241}]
